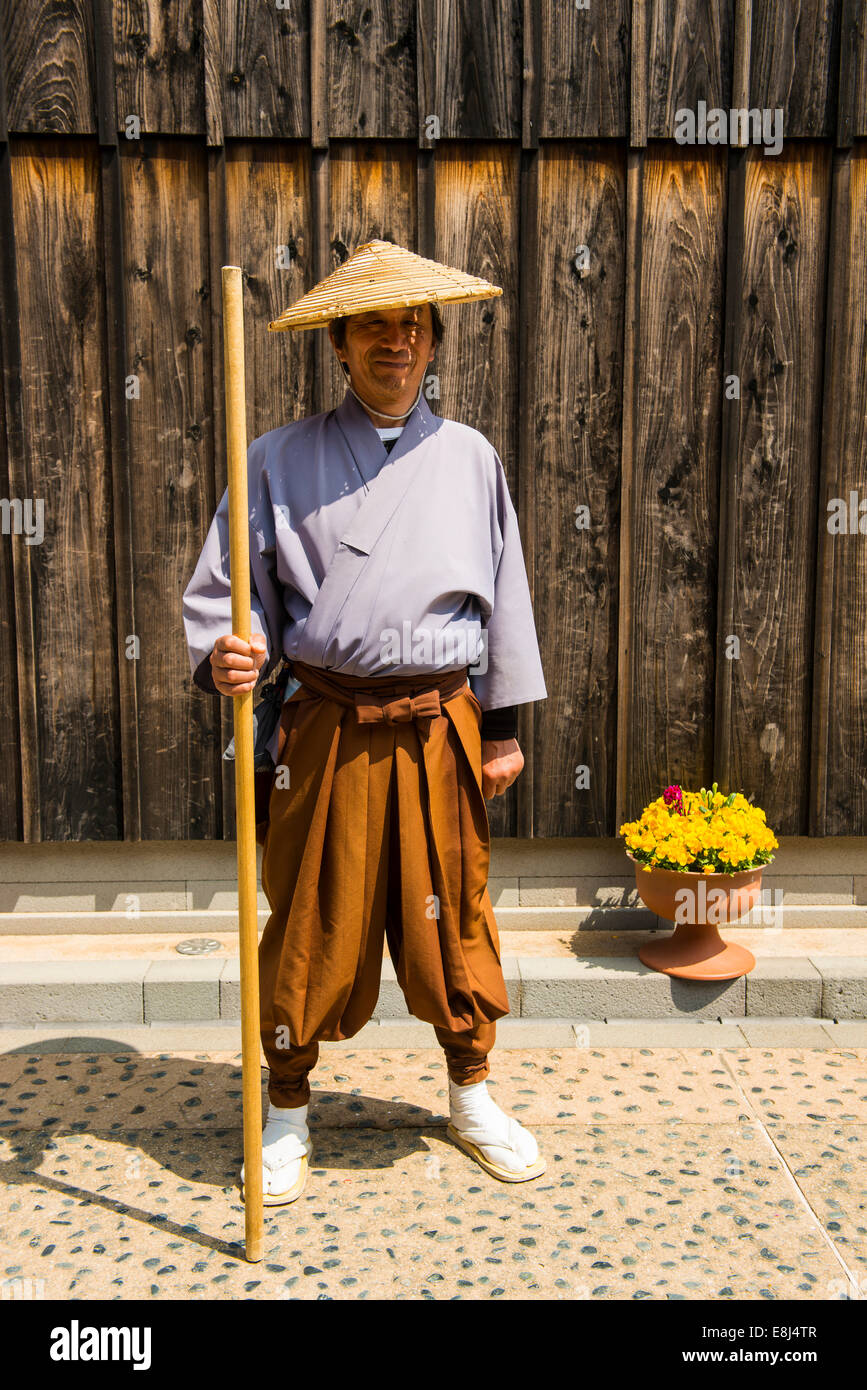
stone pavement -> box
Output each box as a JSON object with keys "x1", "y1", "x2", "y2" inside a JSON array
[{"x1": 1, "y1": 1037, "x2": 865, "y2": 1301}]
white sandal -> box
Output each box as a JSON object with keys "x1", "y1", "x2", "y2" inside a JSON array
[
  {"x1": 240, "y1": 1128, "x2": 314, "y2": 1207},
  {"x1": 446, "y1": 1116, "x2": 547, "y2": 1182}
]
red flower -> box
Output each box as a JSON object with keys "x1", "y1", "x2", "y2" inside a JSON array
[{"x1": 662, "y1": 783, "x2": 684, "y2": 814}]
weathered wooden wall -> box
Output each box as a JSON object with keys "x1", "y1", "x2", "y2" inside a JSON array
[{"x1": 0, "y1": 1, "x2": 864, "y2": 843}]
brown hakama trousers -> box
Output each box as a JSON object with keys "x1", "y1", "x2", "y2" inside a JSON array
[{"x1": 257, "y1": 659, "x2": 511, "y2": 1108}]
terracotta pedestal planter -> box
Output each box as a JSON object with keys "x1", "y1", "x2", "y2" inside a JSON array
[{"x1": 627, "y1": 852, "x2": 769, "y2": 980}]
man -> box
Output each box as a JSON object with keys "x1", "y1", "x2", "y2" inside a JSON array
[{"x1": 183, "y1": 241, "x2": 548, "y2": 1205}]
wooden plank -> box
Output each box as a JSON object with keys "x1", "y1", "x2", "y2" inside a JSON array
[
  {"x1": 615, "y1": 150, "x2": 642, "y2": 834},
  {"x1": 1, "y1": 0, "x2": 96, "y2": 134},
  {"x1": 521, "y1": 0, "x2": 541, "y2": 149},
  {"x1": 431, "y1": 0, "x2": 521, "y2": 137},
  {"x1": 221, "y1": 0, "x2": 309, "y2": 138},
  {"x1": 539, "y1": 0, "x2": 629, "y2": 137},
  {"x1": 10, "y1": 138, "x2": 121, "y2": 838},
  {"x1": 630, "y1": 0, "x2": 649, "y2": 147},
  {"x1": 645, "y1": 0, "x2": 735, "y2": 138},
  {"x1": 311, "y1": 148, "x2": 331, "y2": 413},
  {"x1": 516, "y1": 147, "x2": 539, "y2": 836},
  {"x1": 0, "y1": 129, "x2": 22, "y2": 837},
  {"x1": 416, "y1": 145, "x2": 436, "y2": 259},
  {"x1": 751, "y1": 0, "x2": 838, "y2": 137},
  {"x1": 120, "y1": 138, "x2": 216, "y2": 838},
  {"x1": 837, "y1": 0, "x2": 867, "y2": 145},
  {"x1": 624, "y1": 149, "x2": 727, "y2": 824},
  {"x1": 435, "y1": 147, "x2": 519, "y2": 476},
  {"x1": 224, "y1": 144, "x2": 314, "y2": 446},
  {"x1": 539, "y1": 145, "x2": 627, "y2": 838},
  {"x1": 528, "y1": 145, "x2": 626, "y2": 837},
  {"x1": 723, "y1": 143, "x2": 831, "y2": 832},
  {"x1": 326, "y1": 0, "x2": 416, "y2": 138},
  {"x1": 0, "y1": 334, "x2": 21, "y2": 838},
  {"x1": 112, "y1": 0, "x2": 205, "y2": 136},
  {"x1": 328, "y1": 140, "x2": 417, "y2": 408},
  {"x1": 311, "y1": 0, "x2": 327, "y2": 147},
  {"x1": 203, "y1": 0, "x2": 223, "y2": 146},
  {"x1": 98, "y1": 144, "x2": 143, "y2": 839},
  {"x1": 416, "y1": 0, "x2": 436, "y2": 148},
  {"x1": 712, "y1": 145, "x2": 747, "y2": 787},
  {"x1": 206, "y1": 144, "x2": 233, "y2": 836},
  {"x1": 434, "y1": 144, "x2": 520, "y2": 835},
  {"x1": 811, "y1": 146, "x2": 867, "y2": 832}
]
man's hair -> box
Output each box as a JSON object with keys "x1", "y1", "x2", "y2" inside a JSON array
[{"x1": 329, "y1": 302, "x2": 444, "y2": 351}]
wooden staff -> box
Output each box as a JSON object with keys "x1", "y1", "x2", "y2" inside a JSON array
[{"x1": 221, "y1": 265, "x2": 264, "y2": 1262}]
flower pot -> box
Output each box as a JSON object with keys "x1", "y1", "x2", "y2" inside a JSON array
[{"x1": 626, "y1": 852, "x2": 770, "y2": 980}]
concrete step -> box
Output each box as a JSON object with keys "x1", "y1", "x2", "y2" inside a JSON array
[
  {"x1": 1, "y1": 930, "x2": 866, "y2": 1025},
  {"x1": 3, "y1": 902, "x2": 867, "y2": 934}
]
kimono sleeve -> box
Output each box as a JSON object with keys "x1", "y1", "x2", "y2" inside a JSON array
[
  {"x1": 468, "y1": 450, "x2": 547, "y2": 712},
  {"x1": 182, "y1": 445, "x2": 284, "y2": 696}
]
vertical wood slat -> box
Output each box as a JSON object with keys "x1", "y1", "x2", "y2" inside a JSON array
[
  {"x1": 750, "y1": 0, "x2": 839, "y2": 138},
  {"x1": 311, "y1": 0, "x2": 330, "y2": 418},
  {"x1": 326, "y1": 0, "x2": 417, "y2": 139},
  {"x1": 11, "y1": 141, "x2": 122, "y2": 838},
  {"x1": 121, "y1": 140, "x2": 217, "y2": 838},
  {"x1": 630, "y1": 0, "x2": 648, "y2": 148},
  {"x1": 112, "y1": 0, "x2": 205, "y2": 137},
  {"x1": 531, "y1": 146, "x2": 625, "y2": 837},
  {"x1": 516, "y1": 3, "x2": 540, "y2": 835},
  {"x1": 622, "y1": 149, "x2": 726, "y2": 823},
  {"x1": 222, "y1": 143, "x2": 316, "y2": 837},
  {"x1": 539, "y1": 0, "x2": 629, "y2": 138},
  {"x1": 0, "y1": 19, "x2": 22, "y2": 836},
  {"x1": 712, "y1": 0, "x2": 750, "y2": 793},
  {"x1": 203, "y1": 0, "x2": 223, "y2": 148},
  {"x1": 432, "y1": 0, "x2": 522, "y2": 138},
  {"x1": 810, "y1": 146, "x2": 867, "y2": 832},
  {"x1": 521, "y1": 0, "x2": 541, "y2": 151},
  {"x1": 643, "y1": 0, "x2": 735, "y2": 138},
  {"x1": 516, "y1": 146, "x2": 538, "y2": 836},
  {"x1": 310, "y1": 0, "x2": 328, "y2": 150},
  {"x1": 1, "y1": 0, "x2": 96, "y2": 134},
  {"x1": 713, "y1": 147, "x2": 747, "y2": 790},
  {"x1": 221, "y1": 0, "x2": 309, "y2": 139},
  {"x1": 722, "y1": 145, "x2": 832, "y2": 833},
  {"x1": 207, "y1": 142, "x2": 232, "y2": 836},
  {"x1": 614, "y1": 149, "x2": 643, "y2": 833},
  {"x1": 94, "y1": 0, "x2": 142, "y2": 839},
  {"x1": 435, "y1": 146, "x2": 521, "y2": 838},
  {"x1": 416, "y1": 0, "x2": 436, "y2": 149},
  {"x1": 836, "y1": 0, "x2": 867, "y2": 146},
  {"x1": 0, "y1": 138, "x2": 41, "y2": 841},
  {"x1": 328, "y1": 139, "x2": 418, "y2": 409},
  {"x1": 98, "y1": 147, "x2": 142, "y2": 839}
]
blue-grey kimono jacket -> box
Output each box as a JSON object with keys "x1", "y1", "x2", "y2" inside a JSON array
[{"x1": 182, "y1": 389, "x2": 547, "y2": 763}]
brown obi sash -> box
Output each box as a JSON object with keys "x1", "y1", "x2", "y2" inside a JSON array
[{"x1": 287, "y1": 659, "x2": 471, "y2": 729}]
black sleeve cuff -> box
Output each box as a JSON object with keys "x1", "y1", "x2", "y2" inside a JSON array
[
  {"x1": 479, "y1": 704, "x2": 518, "y2": 739},
  {"x1": 192, "y1": 654, "x2": 220, "y2": 695}
]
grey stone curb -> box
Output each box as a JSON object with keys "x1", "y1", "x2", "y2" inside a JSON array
[
  {"x1": 1, "y1": 954, "x2": 866, "y2": 1026},
  {"x1": 2, "y1": 1017, "x2": 865, "y2": 1054},
  {"x1": 4, "y1": 904, "x2": 867, "y2": 935}
]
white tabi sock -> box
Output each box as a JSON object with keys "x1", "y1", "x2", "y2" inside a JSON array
[
  {"x1": 263, "y1": 1100, "x2": 309, "y2": 1148},
  {"x1": 448, "y1": 1079, "x2": 508, "y2": 1135}
]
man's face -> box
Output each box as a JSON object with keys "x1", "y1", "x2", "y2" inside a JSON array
[{"x1": 330, "y1": 304, "x2": 436, "y2": 405}]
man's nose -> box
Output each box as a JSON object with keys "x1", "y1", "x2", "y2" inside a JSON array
[{"x1": 378, "y1": 322, "x2": 414, "y2": 350}]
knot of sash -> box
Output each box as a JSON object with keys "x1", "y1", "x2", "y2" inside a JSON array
[{"x1": 354, "y1": 688, "x2": 442, "y2": 725}]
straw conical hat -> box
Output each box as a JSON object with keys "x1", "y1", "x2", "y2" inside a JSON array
[{"x1": 268, "y1": 239, "x2": 502, "y2": 331}]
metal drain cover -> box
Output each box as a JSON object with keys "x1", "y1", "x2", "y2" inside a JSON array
[{"x1": 175, "y1": 938, "x2": 221, "y2": 955}]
